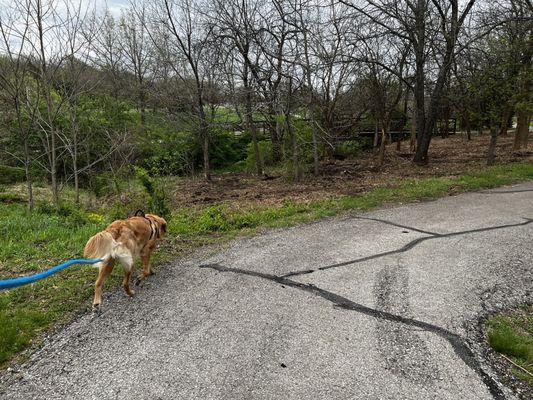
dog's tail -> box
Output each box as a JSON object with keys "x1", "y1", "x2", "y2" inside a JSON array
[
  {"x1": 84, "y1": 231, "x2": 115, "y2": 267},
  {"x1": 84, "y1": 231, "x2": 133, "y2": 269}
]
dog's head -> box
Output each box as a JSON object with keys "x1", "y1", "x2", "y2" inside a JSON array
[{"x1": 147, "y1": 214, "x2": 167, "y2": 238}]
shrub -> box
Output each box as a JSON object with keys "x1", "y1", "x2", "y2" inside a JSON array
[
  {"x1": 36, "y1": 202, "x2": 57, "y2": 215},
  {"x1": 334, "y1": 140, "x2": 363, "y2": 158},
  {"x1": 64, "y1": 209, "x2": 90, "y2": 228},
  {"x1": 35, "y1": 201, "x2": 89, "y2": 227},
  {"x1": 246, "y1": 140, "x2": 273, "y2": 170},
  {"x1": 0, "y1": 193, "x2": 25, "y2": 204},
  {"x1": 90, "y1": 171, "x2": 126, "y2": 197},
  {"x1": 139, "y1": 126, "x2": 198, "y2": 176},
  {"x1": 134, "y1": 167, "x2": 171, "y2": 220},
  {"x1": 0, "y1": 165, "x2": 25, "y2": 185},
  {"x1": 87, "y1": 213, "x2": 104, "y2": 224},
  {"x1": 210, "y1": 129, "x2": 250, "y2": 169},
  {"x1": 108, "y1": 203, "x2": 128, "y2": 221},
  {"x1": 196, "y1": 205, "x2": 231, "y2": 232}
]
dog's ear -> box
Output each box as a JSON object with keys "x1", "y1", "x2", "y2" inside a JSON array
[{"x1": 160, "y1": 219, "x2": 167, "y2": 235}]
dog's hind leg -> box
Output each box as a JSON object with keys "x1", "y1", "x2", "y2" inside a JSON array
[
  {"x1": 112, "y1": 243, "x2": 135, "y2": 297},
  {"x1": 93, "y1": 261, "x2": 114, "y2": 309},
  {"x1": 122, "y1": 262, "x2": 135, "y2": 297}
]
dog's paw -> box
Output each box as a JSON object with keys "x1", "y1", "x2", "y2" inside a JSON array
[
  {"x1": 126, "y1": 289, "x2": 135, "y2": 297},
  {"x1": 92, "y1": 303, "x2": 101, "y2": 314}
]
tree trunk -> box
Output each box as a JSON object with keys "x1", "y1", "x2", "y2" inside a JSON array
[
  {"x1": 486, "y1": 125, "x2": 499, "y2": 166},
  {"x1": 244, "y1": 88, "x2": 262, "y2": 175},
  {"x1": 373, "y1": 121, "x2": 379, "y2": 153},
  {"x1": 414, "y1": 129, "x2": 431, "y2": 165},
  {"x1": 197, "y1": 105, "x2": 210, "y2": 181},
  {"x1": 202, "y1": 126, "x2": 210, "y2": 181},
  {"x1": 410, "y1": 105, "x2": 417, "y2": 152},
  {"x1": 310, "y1": 117, "x2": 319, "y2": 176},
  {"x1": 514, "y1": 110, "x2": 530, "y2": 150},
  {"x1": 50, "y1": 127, "x2": 59, "y2": 206},
  {"x1": 285, "y1": 112, "x2": 299, "y2": 182},
  {"x1": 276, "y1": 117, "x2": 284, "y2": 160},
  {"x1": 139, "y1": 79, "x2": 146, "y2": 130},
  {"x1": 378, "y1": 126, "x2": 387, "y2": 166},
  {"x1": 71, "y1": 107, "x2": 80, "y2": 204},
  {"x1": 499, "y1": 105, "x2": 512, "y2": 137},
  {"x1": 73, "y1": 151, "x2": 79, "y2": 204},
  {"x1": 268, "y1": 105, "x2": 282, "y2": 163},
  {"x1": 463, "y1": 112, "x2": 471, "y2": 141},
  {"x1": 413, "y1": 21, "x2": 457, "y2": 164},
  {"x1": 24, "y1": 137, "x2": 34, "y2": 212}
]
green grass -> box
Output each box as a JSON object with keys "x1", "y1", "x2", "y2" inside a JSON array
[
  {"x1": 0, "y1": 161, "x2": 532, "y2": 367},
  {"x1": 170, "y1": 162, "x2": 533, "y2": 238},
  {"x1": 486, "y1": 306, "x2": 533, "y2": 385},
  {"x1": 0, "y1": 204, "x2": 111, "y2": 364}
]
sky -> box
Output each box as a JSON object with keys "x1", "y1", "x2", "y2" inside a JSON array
[{"x1": 99, "y1": 0, "x2": 130, "y2": 17}]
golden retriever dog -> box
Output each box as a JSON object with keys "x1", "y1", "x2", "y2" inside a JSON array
[{"x1": 84, "y1": 211, "x2": 167, "y2": 309}]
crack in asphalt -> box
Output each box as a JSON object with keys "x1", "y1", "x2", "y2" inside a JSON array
[
  {"x1": 281, "y1": 218, "x2": 533, "y2": 278},
  {"x1": 198, "y1": 262, "x2": 506, "y2": 399},
  {"x1": 196, "y1": 218, "x2": 533, "y2": 398},
  {"x1": 354, "y1": 216, "x2": 441, "y2": 236}
]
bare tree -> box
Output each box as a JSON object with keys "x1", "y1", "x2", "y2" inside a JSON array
[
  {"x1": 341, "y1": 0, "x2": 477, "y2": 165},
  {"x1": 93, "y1": 11, "x2": 125, "y2": 99},
  {"x1": 25, "y1": 0, "x2": 70, "y2": 206},
  {"x1": 120, "y1": 4, "x2": 153, "y2": 130},
  {"x1": 147, "y1": 0, "x2": 216, "y2": 181},
  {"x1": 0, "y1": 3, "x2": 38, "y2": 210},
  {"x1": 363, "y1": 46, "x2": 407, "y2": 166},
  {"x1": 209, "y1": 0, "x2": 265, "y2": 175}
]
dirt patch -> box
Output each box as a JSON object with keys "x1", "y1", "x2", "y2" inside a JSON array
[{"x1": 169, "y1": 133, "x2": 533, "y2": 208}]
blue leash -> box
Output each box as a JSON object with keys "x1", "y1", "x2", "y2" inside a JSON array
[{"x1": 0, "y1": 258, "x2": 103, "y2": 291}]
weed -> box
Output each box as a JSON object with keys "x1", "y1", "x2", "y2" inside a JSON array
[{"x1": 486, "y1": 306, "x2": 533, "y2": 386}]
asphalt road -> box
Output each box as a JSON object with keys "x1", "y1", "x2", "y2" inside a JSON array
[{"x1": 2, "y1": 182, "x2": 533, "y2": 400}]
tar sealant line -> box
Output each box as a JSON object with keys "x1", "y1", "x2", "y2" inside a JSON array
[
  {"x1": 281, "y1": 218, "x2": 533, "y2": 278},
  {"x1": 354, "y1": 216, "x2": 441, "y2": 236},
  {"x1": 197, "y1": 218, "x2": 532, "y2": 397},
  {"x1": 198, "y1": 262, "x2": 506, "y2": 399}
]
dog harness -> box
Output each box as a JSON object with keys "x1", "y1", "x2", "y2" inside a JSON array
[{"x1": 134, "y1": 209, "x2": 159, "y2": 240}]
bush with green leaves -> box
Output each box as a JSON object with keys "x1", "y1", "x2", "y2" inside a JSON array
[
  {"x1": 134, "y1": 167, "x2": 171, "y2": 220},
  {"x1": 35, "y1": 201, "x2": 89, "y2": 228},
  {"x1": 246, "y1": 140, "x2": 273, "y2": 171},
  {"x1": 210, "y1": 128, "x2": 250, "y2": 169},
  {"x1": 334, "y1": 140, "x2": 363, "y2": 158},
  {"x1": 90, "y1": 172, "x2": 124, "y2": 197},
  {"x1": 0, "y1": 193, "x2": 25, "y2": 204},
  {"x1": 141, "y1": 129, "x2": 198, "y2": 176},
  {"x1": 0, "y1": 165, "x2": 25, "y2": 185}
]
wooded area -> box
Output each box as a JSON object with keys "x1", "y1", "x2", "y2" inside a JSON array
[{"x1": 0, "y1": 0, "x2": 531, "y2": 210}]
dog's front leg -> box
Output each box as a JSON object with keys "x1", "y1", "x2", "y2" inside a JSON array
[{"x1": 136, "y1": 244, "x2": 155, "y2": 285}]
